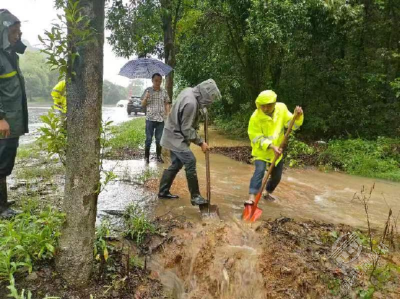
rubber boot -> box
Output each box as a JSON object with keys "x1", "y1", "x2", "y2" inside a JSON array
[
  {"x1": 186, "y1": 173, "x2": 208, "y2": 206},
  {"x1": 158, "y1": 170, "x2": 179, "y2": 199},
  {"x1": 156, "y1": 144, "x2": 164, "y2": 163},
  {"x1": 144, "y1": 147, "x2": 150, "y2": 164},
  {"x1": 0, "y1": 177, "x2": 18, "y2": 219}
]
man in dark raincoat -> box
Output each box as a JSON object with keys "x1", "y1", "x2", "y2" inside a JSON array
[{"x1": 0, "y1": 9, "x2": 29, "y2": 218}]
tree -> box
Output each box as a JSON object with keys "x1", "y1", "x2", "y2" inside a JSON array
[
  {"x1": 20, "y1": 51, "x2": 59, "y2": 102},
  {"x1": 103, "y1": 79, "x2": 128, "y2": 104},
  {"x1": 106, "y1": 0, "x2": 185, "y2": 100},
  {"x1": 175, "y1": 0, "x2": 400, "y2": 139},
  {"x1": 55, "y1": 0, "x2": 105, "y2": 286}
]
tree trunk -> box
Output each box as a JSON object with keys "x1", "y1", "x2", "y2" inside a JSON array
[
  {"x1": 161, "y1": 0, "x2": 175, "y2": 100},
  {"x1": 56, "y1": 0, "x2": 105, "y2": 286}
]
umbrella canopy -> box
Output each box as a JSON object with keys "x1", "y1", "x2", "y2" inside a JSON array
[{"x1": 118, "y1": 58, "x2": 173, "y2": 79}]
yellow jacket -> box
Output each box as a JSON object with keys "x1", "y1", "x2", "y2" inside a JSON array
[
  {"x1": 248, "y1": 93, "x2": 304, "y2": 164},
  {"x1": 51, "y1": 80, "x2": 66, "y2": 113}
]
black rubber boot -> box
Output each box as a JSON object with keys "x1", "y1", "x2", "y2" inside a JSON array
[
  {"x1": 0, "y1": 177, "x2": 18, "y2": 219},
  {"x1": 156, "y1": 144, "x2": 164, "y2": 163},
  {"x1": 186, "y1": 173, "x2": 208, "y2": 206},
  {"x1": 144, "y1": 147, "x2": 150, "y2": 164},
  {"x1": 158, "y1": 170, "x2": 179, "y2": 199}
]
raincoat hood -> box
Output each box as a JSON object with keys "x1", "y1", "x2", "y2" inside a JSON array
[
  {"x1": 194, "y1": 79, "x2": 221, "y2": 108},
  {"x1": 0, "y1": 9, "x2": 22, "y2": 51},
  {"x1": 255, "y1": 90, "x2": 277, "y2": 109}
]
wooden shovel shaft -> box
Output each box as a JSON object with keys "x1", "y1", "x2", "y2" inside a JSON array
[
  {"x1": 204, "y1": 110, "x2": 211, "y2": 213},
  {"x1": 249, "y1": 111, "x2": 299, "y2": 217}
]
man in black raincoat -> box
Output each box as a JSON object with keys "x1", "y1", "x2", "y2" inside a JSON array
[{"x1": 0, "y1": 9, "x2": 29, "y2": 218}]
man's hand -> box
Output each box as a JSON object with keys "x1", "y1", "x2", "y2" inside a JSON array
[
  {"x1": 201, "y1": 142, "x2": 209, "y2": 153},
  {"x1": 270, "y1": 145, "x2": 282, "y2": 157},
  {"x1": 0, "y1": 119, "x2": 10, "y2": 138},
  {"x1": 295, "y1": 106, "x2": 303, "y2": 120},
  {"x1": 145, "y1": 90, "x2": 150, "y2": 100}
]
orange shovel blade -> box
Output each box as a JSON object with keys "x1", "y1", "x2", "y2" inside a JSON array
[{"x1": 242, "y1": 204, "x2": 263, "y2": 222}]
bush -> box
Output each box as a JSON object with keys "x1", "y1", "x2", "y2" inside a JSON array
[
  {"x1": 0, "y1": 199, "x2": 65, "y2": 293},
  {"x1": 318, "y1": 138, "x2": 400, "y2": 181}
]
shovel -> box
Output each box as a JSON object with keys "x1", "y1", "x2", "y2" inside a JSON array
[
  {"x1": 242, "y1": 111, "x2": 299, "y2": 222},
  {"x1": 199, "y1": 108, "x2": 219, "y2": 218}
]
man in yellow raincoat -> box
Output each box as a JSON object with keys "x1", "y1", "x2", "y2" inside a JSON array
[
  {"x1": 51, "y1": 80, "x2": 66, "y2": 114},
  {"x1": 246, "y1": 90, "x2": 303, "y2": 204}
]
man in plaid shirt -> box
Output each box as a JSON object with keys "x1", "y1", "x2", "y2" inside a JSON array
[{"x1": 141, "y1": 73, "x2": 171, "y2": 163}]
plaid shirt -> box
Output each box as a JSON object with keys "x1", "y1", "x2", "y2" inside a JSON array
[{"x1": 141, "y1": 87, "x2": 170, "y2": 122}]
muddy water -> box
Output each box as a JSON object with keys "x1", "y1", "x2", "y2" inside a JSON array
[
  {"x1": 154, "y1": 128, "x2": 400, "y2": 230},
  {"x1": 22, "y1": 105, "x2": 142, "y2": 144}
]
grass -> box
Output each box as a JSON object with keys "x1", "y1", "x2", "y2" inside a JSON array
[
  {"x1": 123, "y1": 204, "x2": 156, "y2": 246},
  {"x1": 108, "y1": 118, "x2": 146, "y2": 152},
  {"x1": 135, "y1": 168, "x2": 159, "y2": 184},
  {"x1": 318, "y1": 137, "x2": 400, "y2": 181},
  {"x1": 284, "y1": 136, "x2": 400, "y2": 181},
  {"x1": 15, "y1": 164, "x2": 65, "y2": 181},
  {"x1": 16, "y1": 144, "x2": 42, "y2": 160},
  {"x1": 0, "y1": 198, "x2": 65, "y2": 296}
]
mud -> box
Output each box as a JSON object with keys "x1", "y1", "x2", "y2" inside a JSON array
[
  {"x1": 210, "y1": 146, "x2": 252, "y2": 164},
  {"x1": 149, "y1": 215, "x2": 400, "y2": 299}
]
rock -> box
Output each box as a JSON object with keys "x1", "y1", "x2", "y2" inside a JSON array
[
  {"x1": 281, "y1": 267, "x2": 292, "y2": 275},
  {"x1": 26, "y1": 272, "x2": 38, "y2": 281}
]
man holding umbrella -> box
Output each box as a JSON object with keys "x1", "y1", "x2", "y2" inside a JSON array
[
  {"x1": 158, "y1": 79, "x2": 221, "y2": 206},
  {"x1": 141, "y1": 73, "x2": 171, "y2": 164}
]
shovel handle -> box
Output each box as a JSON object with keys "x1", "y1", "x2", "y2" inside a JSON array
[{"x1": 203, "y1": 108, "x2": 211, "y2": 211}]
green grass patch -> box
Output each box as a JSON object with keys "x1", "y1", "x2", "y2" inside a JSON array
[
  {"x1": 282, "y1": 136, "x2": 400, "y2": 181},
  {"x1": 108, "y1": 118, "x2": 146, "y2": 154},
  {"x1": 16, "y1": 144, "x2": 42, "y2": 161},
  {"x1": 318, "y1": 137, "x2": 400, "y2": 181},
  {"x1": 15, "y1": 163, "x2": 65, "y2": 181},
  {"x1": 123, "y1": 204, "x2": 156, "y2": 246},
  {"x1": 0, "y1": 198, "x2": 65, "y2": 295}
]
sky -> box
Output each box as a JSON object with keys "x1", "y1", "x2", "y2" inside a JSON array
[{"x1": 2, "y1": 0, "x2": 134, "y2": 87}]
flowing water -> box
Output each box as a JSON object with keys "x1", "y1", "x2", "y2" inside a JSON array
[{"x1": 154, "y1": 127, "x2": 400, "y2": 230}]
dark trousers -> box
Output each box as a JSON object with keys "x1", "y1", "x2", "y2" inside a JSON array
[
  {"x1": 249, "y1": 159, "x2": 284, "y2": 195},
  {"x1": 0, "y1": 137, "x2": 19, "y2": 178},
  {"x1": 145, "y1": 120, "x2": 164, "y2": 149},
  {"x1": 167, "y1": 150, "x2": 197, "y2": 177}
]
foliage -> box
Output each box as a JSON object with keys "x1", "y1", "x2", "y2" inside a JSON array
[
  {"x1": 39, "y1": 0, "x2": 95, "y2": 80},
  {"x1": 37, "y1": 112, "x2": 117, "y2": 191},
  {"x1": 318, "y1": 137, "x2": 400, "y2": 181},
  {"x1": 0, "y1": 199, "x2": 65, "y2": 293},
  {"x1": 175, "y1": 0, "x2": 400, "y2": 140},
  {"x1": 358, "y1": 287, "x2": 375, "y2": 299},
  {"x1": 103, "y1": 80, "x2": 129, "y2": 105},
  {"x1": 37, "y1": 109, "x2": 67, "y2": 166},
  {"x1": 106, "y1": 0, "x2": 163, "y2": 58},
  {"x1": 123, "y1": 204, "x2": 156, "y2": 246},
  {"x1": 94, "y1": 219, "x2": 111, "y2": 263},
  {"x1": 19, "y1": 50, "x2": 59, "y2": 102},
  {"x1": 107, "y1": 118, "x2": 146, "y2": 154},
  {"x1": 135, "y1": 168, "x2": 159, "y2": 184},
  {"x1": 286, "y1": 134, "x2": 316, "y2": 167}
]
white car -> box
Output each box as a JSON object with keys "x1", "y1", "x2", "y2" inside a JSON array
[{"x1": 116, "y1": 99, "x2": 130, "y2": 108}]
